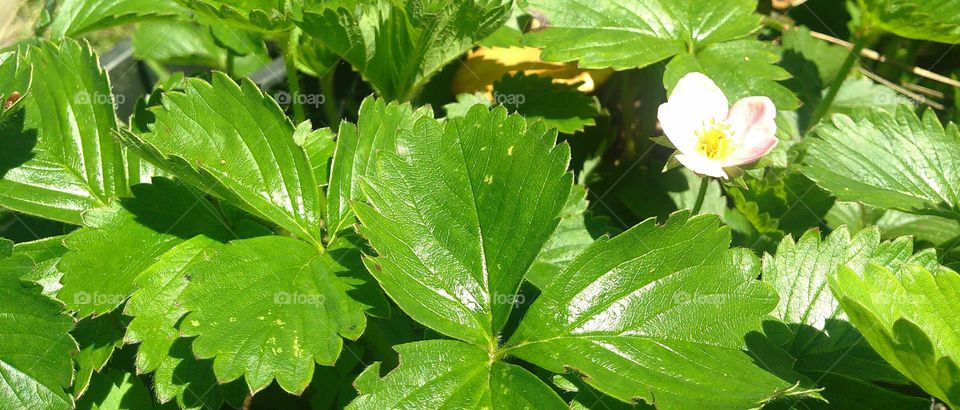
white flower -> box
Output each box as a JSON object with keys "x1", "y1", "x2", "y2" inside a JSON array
[{"x1": 657, "y1": 72, "x2": 778, "y2": 179}]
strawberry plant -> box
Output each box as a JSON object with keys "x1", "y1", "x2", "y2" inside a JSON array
[{"x1": 2, "y1": 0, "x2": 960, "y2": 409}]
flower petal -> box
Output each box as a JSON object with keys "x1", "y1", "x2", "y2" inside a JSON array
[
  {"x1": 658, "y1": 72, "x2": 729, "y2": 154},
  {"x1": 725, "y1": 96, "x2": 778, "y2": 166},
  {"x1": 676, "y1": 153, "x2": 728, "y2": 179}
]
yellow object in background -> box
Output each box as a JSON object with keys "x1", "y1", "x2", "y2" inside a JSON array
[{"x1": 453, "y1": 46, "x2": 613, "y2": 97}]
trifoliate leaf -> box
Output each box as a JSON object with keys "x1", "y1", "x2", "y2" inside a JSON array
[
  {"x1": 830, "y1": 262, "x2": 960, "y2": 409},
  {"x1": 354, "y1": 105, "x2": 572, "y2": 347},
  {"x1": 75, "y1": 369, "x2": 154, "y2": 410},
  {"x1": 58, "y1": 177, "x2": 234, "y2": 318},
  {"x1": 118, "y1": 73, "x2": 325, "y2": 247},
  {"x1": 179, "y1": 236, "x2": 369, "y2": 394},
  {"x1": 0, "y1": 40, "x2": 127, "y2": 225},
  {"x1": 803, "y1": 107, "x2": 960, "y2": 219},
  {"x1": 299, "y1": 0, "x2": 513, "y2": 101},
  {"x1": 0, "y1": 254, "x2": 77, "y2": 410},
  {"x1": 755, "y1": 227, "x2": 934, "y2": 409},
  {"x1": 506, "y1": 213, "x2": 800, "y2": 409},
  {"x1": 491, "y1": 72, "x2": 602, "y2": 133},
  {"x1": 861, "y1": 0, "x2": 960, "y2": 43},
  {"x1": 349, "y1": 340, "x2": 567, "y2": 409},
  {"x1": 326, "y1": 98, "x2": 432, "y2": 240},
  {"x1": 521, "y1": 0, "x2": 798, "y2": 108},
  {"x1": 48, "y1": 0, "x2": 184, "y2": 38}
]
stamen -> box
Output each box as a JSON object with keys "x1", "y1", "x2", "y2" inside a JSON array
[{"x1": 695, "y1": 122, "x2": 733, "y2": 159}]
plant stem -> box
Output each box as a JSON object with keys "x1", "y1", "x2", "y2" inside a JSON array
[
  {"x1": 320, "y1": 67, "x2": 340, "y2": 132},
  {"x1": 807, "y1": 28, "x2": 870, "y2": 131},
  {"x1": 225, "y1": 51, "x2": 236, "y2": 78},
  {"x1": 691, "y1": 176, "x2": 709, "y2": 215},
  {"x1": 283, "y1": 28, "x2": 306, "y2": 123}
]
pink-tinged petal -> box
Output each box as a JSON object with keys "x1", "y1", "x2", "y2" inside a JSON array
[
  {"x1": 658, "y1": 72, "x2": 729, "y2": 154},
  {"x1": 725, "y1": 96, "x2": 778, "y2": 166},
  {"x1": 676, "y1": 153, "x2": 728, "y2": 179}
]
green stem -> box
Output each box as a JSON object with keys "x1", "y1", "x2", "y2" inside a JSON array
[
  {"x1": 320, "y1": 68, "x2": 340, "y2": 132},
  {"x1": 225, "y1": 51, "x2": 236, "y2": 78},
  {"x1": 283, "y1": 28, "x2": 306, "y2": 123},
  {"x1": 691, "y1": 176, "x2": 709, "y2": 215},
  {"x1": 807, "y1": 28, "x2": 870, "y2": 131}
]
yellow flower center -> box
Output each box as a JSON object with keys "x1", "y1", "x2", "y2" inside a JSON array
[{"x1": 695, "y1": 121, "x2": 734, "y2": 160}]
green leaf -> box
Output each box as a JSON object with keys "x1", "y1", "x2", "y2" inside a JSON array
[
  {"x1": 506, "y1": 213, "x2": 800, "y2": 409},
  {"x1": 664, "y1": 40, "x2": 799, "y2": 109},
  {"x1": 0, "y1": 40, "x2": 127, "y2": 224},
  {"x1": 354, "y1": 105, "x2": 572, "y2": 347},
  {"x1": 123, "y1": 236, "x2": 247, "y2": 409},
  {"x1": 299, "y1": 0, "x2": 513, "y2": 101},
  {"x1": 0, "y1": 50, "x2": 31, "y2": 123},
  {"x1": 175, "y1": 0, "x2": 298, "y2": 32},
  {"x1": 349, "y1": 340, "x2": 567, "y2": 409},
  {"x1": 444, "y1": 92, "x2": 492, "y2": 118},
  {"x1": 755, "y1": 227, "x2": 934, "y2": 409},
  {"x1": 829, "y1": 262, "x2": 960, "y2": 408},
  {"x1": 76, "y1": 369, "x2": 155, "y2": 410},
  {"x1": 521, "y1": 0, "x2": 797, "y2": 108},
  {"x1": 49, "y1": 0, "x2": 184, "y2": 38},
  {"x1": 526, "y1": 185, "x2": 607, "y2": 288},
  {"x1": 326, "y1": 98, "x2": 432, "y2": 240},
  {"x1": 179, "y1": 235, "x2": 369, "y2": 394},
  {"x1": 72, "y1": 311, "x2": 127, "y2": 397},
  {"x1": 58, "y1": 177, "x2": 234, "y2": 318},
  {"x1": 491, "y1": 72, "x2": 602, "y2": 134},
  {"x1": 861, "y1": 0, "x2": 960, "y2": 44},
  {"x1": 10, "y1": 236, "x2": 68, "y2": 295},
  {"x1": 132, "y1": 21, "x2": 271, "y2": 77},
  {"x1": 826, "y1": 201, "x2": 960, "y2": 247},
  {"x1": 0, "y1": 254, "x2": 77, "y2": 410},
  {"x1": 802, "y1": 107, "x2": 960, "y2": 219},
  {"x1": 118, "y1": 73, "x2": 325, "y2": 247}
]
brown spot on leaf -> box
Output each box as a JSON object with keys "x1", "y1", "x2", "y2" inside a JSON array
[{"x1": 4, "y1": 91, "x2": 21, "y2": 109}]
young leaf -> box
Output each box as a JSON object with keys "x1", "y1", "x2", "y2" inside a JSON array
[
  {"x1": 118, "y1": 73, "x2": 325, "y2": 247},
  {"x1": 802, "y1": 107, "x2": 960, "y2": 220},
  {"x1": 58, "y1": 177, "x2": 234, "y2": 318},
  {"x1": 521, "y1": 0, "x2": 798, "y2": 108},
  {"x1": 830, "y1": 262, "x2": 960, "y2": 408},
  {"x1": 326, "y1": 98, "x2": 432, "y2": 240},
  {"x1": 49, "y1": 0, "x2": 184, "y2": 38},
  {"x1": 756, "y1": 228, "x2": 934, "y2": 408},
  {"x1": 178, "y1": 235, "x2": 369, "y2": 394},
  {"x1": 176, "y1": 0, "x2": 298, "y2": 32},
  {"x1": 354, "y1": 105, "x2": 572, "y2": 348},
  {"x1": 0, "y1": 40, "x2": 127, "y2": 225},
  {"x1": 0, "y1": 254, "x2": 77, "y2": 410},
  {"x1": 491, "y1": 72, "x2": 602, "y2": 134},
  {"x1": 506, "y1": 213, "x2": 801, "y2": 409},
  {"x1": 299, "y1": 0, "x2": 513, "y2": 101},
  {"x1": 349, "y1": 340, "x2": 567, "y2": 409},
  {"x1": 861, "y1": 0, "x2": 960, "y2": 44}
]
